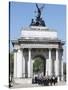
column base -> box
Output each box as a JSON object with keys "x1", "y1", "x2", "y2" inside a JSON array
[
  {"x1": 46, "y1": 71, "x2": 48, "y2": 76},
  {"x1": 13, "y1": 78, "x2": 32, "y2": 84},
  {"x1": 61, "y1": 76, "x2": 64, "y2": 81},
  {"x1": 57, "y1": 76, "x2": 60, "y2": 82}
]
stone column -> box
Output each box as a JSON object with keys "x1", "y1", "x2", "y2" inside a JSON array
[
  {"x1": 14, "y1": 49, "x2": 17, "y2": 78},
  {"x1": 48, "y1": 49, "x2": 52, "y2": 76},
  {"x1": 16, "y1": 49, "x2": 22, "y2": 78},
  {"x1": 28, "y1": 48, "x2": 32, "y2": 78},
  {"x1": 22, "y1": 49, "x2": 25, "y2": 77},
  {"x1": 55, "y1": 49, "x2": 60, "y2": 82}
]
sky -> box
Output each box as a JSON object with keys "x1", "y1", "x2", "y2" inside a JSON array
[{"x1": 10, "y1": 2, "x2": 66, "y2": 61}]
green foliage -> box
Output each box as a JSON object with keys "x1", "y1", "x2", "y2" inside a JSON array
[
  {"x1": 10, "y1": 52, "x2": 14, "y2": 61},
  {"x1": 33, "y1": 57, "x2": 44, "y2": 73}
]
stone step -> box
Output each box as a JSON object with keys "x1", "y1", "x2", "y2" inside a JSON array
[{"x1": 14, "y1": 78, "x2": 32, "y2": 84}]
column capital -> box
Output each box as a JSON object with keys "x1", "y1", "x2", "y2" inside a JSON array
[
  {"x1": 48, "y1": 48, "x2": 57, "y2": 50},
  {"x1": 18, "y1": 48, "x2": 24, "y2": 52},
  {"x1": 20, "y1": 48, "x2": 24, "y2": 50},
  {"x1": 28, "y1": 48, "x2": 32, "y2": 50},
  {"x1": 56, "y1": 48, "x2": 58, "y2": 51},
  {"x1": 17, "y1": 49, "x2": 22, "y2": 52},
  {"x1": 56, "y1": 48, "x2": 63, "y2": 50},
  {"x1": 48, "y1": 48, "x2": 52, "y2": 50}
]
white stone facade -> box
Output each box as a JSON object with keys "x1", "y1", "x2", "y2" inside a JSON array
[
  {"x1": 21, "y1": 26, "x2": 57, "y2": 39},
  {"x1": 12, "y1": 26, "x2": 64, "y2": 84}
]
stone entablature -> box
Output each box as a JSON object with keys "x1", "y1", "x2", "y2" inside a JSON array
[
  {"x1": 12, "y1": 38, "x2": 64, "y2": 44},
  {"x1": 12, "y1": 38, "x2": 64, "y2": 50},
  {"x1": 20, "y1": 43, "x2": 59, "y2": 49}
]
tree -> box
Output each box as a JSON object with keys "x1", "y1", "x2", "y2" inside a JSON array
[{"x1": 33, "y1": 57, "x2": 44, "y2": 74}]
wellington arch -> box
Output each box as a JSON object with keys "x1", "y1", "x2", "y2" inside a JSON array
[{"x1": 11, "y1": 4, "x2": 65, "y2": 84}]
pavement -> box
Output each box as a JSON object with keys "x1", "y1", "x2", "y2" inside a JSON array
[
  {"x1": 10, "y1": 81, "x2": 66, "y2": 89},
  {"x1": 55, "y1": 81, "x2": 66, "y2": 86}
]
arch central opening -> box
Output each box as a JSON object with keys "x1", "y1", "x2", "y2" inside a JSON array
[{"x1": 33, "y1": 55, "x2": 46, "y2": 77}]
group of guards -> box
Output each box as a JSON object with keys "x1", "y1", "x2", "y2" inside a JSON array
[{"x1": 32, "y1": 75, "x2": 58, "y2": 86}]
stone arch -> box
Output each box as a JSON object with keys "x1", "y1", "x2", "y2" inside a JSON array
[{"x1": 32, "y1": 54, "x2": 46, "y2": 60}]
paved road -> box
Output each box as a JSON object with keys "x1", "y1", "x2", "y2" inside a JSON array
[{"x1": 10, "y1": 81, "x2": 66, "y2": 88}]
